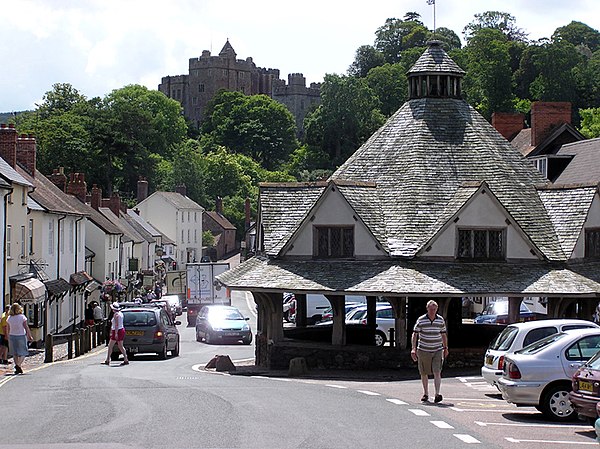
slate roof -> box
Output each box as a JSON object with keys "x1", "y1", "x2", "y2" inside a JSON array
[
  {"x1": 99, "y1": 207, "x2": 144, "y2": 244},
  {"x1": 217, "y1": 257, "x2": 600, "y2": 297},
  {"x1": 0, "y1": 158, "x2": 33, "y2": 187},
  {"x1": 332, "y1": 98, "x2": 563, "y2": 260},
  {"x1": 140, "y1": 191, "x2": 205, "y2": 211},
  {"x1": 407, "y1": 40, "x2": 466, "y2": 75},
  {"x1": 122, "y1": 213, "x2": 155, "y2": 244},
  {"x1": 511, "y1": 129, "x2": 534, "y2": 156},
  {"x1": 126, "y1": 210, "x2": 162, "y2": 237},
  {"x1": 538, "y1": 185, "x2": 597, "y2": 258},
  {"x1": 205, "y1": 211, "x2": 236, "y2": 231},
  {"x1": 0, "y1": 176, "x2": 10, "y2": 189},
  {"x1": 17, "y1": 167, "x2": 82, "y2": 217},
  {"x1": 554, "y1": 138, "x2": 600, "y2": 184},
  {"x1": 260, "y1": 182, "x2": 326, "y2": 255}
]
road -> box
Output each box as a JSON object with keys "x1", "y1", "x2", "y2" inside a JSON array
[{"x1": 0, "y1": 291, "x2": 598, "y2": 448}]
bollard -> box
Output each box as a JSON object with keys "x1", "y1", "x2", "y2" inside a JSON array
[
  {"x1": 85, "y1": 327, "x2": 90, "y2": 352},
  {"x1": 75, "y1": 329, "x2": 81, "y2": 357},
  {"x1": 389, "y1": 328, "x2": 395, "y2": 348},
  {"x1": 44, "y1": 334, "x2": 54, "y2": 363},
  {"x1": 67, "y1": 333, "x2": 73, "y2": 360}
]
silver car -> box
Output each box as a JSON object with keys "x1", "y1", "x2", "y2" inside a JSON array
[
  {"x1": 497, "y1": 328, "x2": 600, "y2": 421},
  {"x1": 482, "y1": 319, "x2": 599, "y2": 388},
  {"x1": 346, "y1": 304, "x2": 395, "y2": 347}
]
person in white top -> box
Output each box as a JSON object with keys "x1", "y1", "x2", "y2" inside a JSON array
[
  {"x1": 6, "y1": 303, "x2": 33, "y2": 375},
  {"x1": 102, "y1": 302, "x2": 129, "y2": 366}
]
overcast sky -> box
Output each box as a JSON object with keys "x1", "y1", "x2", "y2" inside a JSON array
[{"x1": 2, "y1": 0, "x2": 599, "y2": 112}]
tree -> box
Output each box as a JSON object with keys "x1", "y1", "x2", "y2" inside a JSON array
[
  {"x1": 348, "y1": 45, "x2": 385, "y2": 78},
  {"x1": 366, "y1": 63, "x2": 408, "y2": 116},
  {"x1": 553, "y1": 21, "x2": 600, "y2": 53},
  {"x1": 578, "y1": 108, "x2": 600, "y2": 138},
  {"x1": 200, "y1": 91, "x2": 299, "y2": 170},
  {"x1": 463, "y1": 11, "x2": 528, "y2": 43},
  {"x1": 462, "y1": 28, "x2": 515, "y2": 119},
  {"x1": 375, "y1": 18, "x2": 431, "y2": 63},
  {"x1": 529, "y1": 40, "x2": 582, "y2": 102},
  {"x1": 304, "y1": 74, "x2": 385, "y2": 166},
  {"x1": 432, "y1": 27, "x2": 462, "y2": 51}
]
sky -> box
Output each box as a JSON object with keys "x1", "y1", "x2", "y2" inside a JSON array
[{"x1": 2, "y1": 0, "x2": 599, "y2": 112}]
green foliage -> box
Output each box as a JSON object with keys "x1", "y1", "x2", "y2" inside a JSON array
[
  {"x1": 463, "y1": 11, "x2": 528, "y2": 43},
  {"x1": 579, "y1": 108, "x2": 600, "y2": 138},
  {"x1": 366, "y1": 63, "x2": 408, "y2": 116},
  {"x1": 348, "y1": 45, "x2": 385, "y2": 78},
  {"x1": 553, "y1": 21, "x2": 600, "y2": 53},
  {"x1": 375, "y1": 17, "x2": 431, "y2": 63},
  {"x1": 202, "y1": 231, "x2": 216, "y2": 248},
  {"x1": 529, "y1": 40, "x2": 581, "y2": 102},
  {"x1": 200, "y1": 91, "x2": 299, "y2": 170}
]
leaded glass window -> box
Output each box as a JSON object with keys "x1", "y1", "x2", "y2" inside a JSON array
[
  {"x1": 585, "y1": 229, "x2": 600, "y2": 258},
  {"x1": 315, "y1": 226, "x2": 354, "y2": 258},
  {"x1": 457, "y1": 229, "x2": 505, "y2": 260}
]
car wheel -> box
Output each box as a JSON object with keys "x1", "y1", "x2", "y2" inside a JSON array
[
  {"x1": 242, "y1": 334, "x2": 252, "y2": 345},
  {"x1": 541, "y1": 384, "x2": 575, "y2": 421},
  {"x1": 374, "y1": 331, "x2": 387, "y2": 347},
  {"x1": 205, "y1": 331, "x2": 213, "y2": 345},
  {"x1": 125, "y1": 351, "x2": 135, "y2": 360},
  {"x1": 110, "y1": 352, "x2": 120, "y2": 361},
  {"x1": 171, "y1": 339, "x2": 180, "y2": 357},
  {"x1": 196, "y1": 329, "x2": 202, "y2": 342},
  {"x1": 158, "y1": 342, "x2": 168, "y2": 360}
]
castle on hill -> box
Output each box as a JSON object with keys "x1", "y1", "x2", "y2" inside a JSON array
[{"x1": 158, "y1": 41, "x2": 321, "y2": 134}]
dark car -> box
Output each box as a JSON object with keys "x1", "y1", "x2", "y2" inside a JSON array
[
  {"x1": 569, "y1": 349, "x2": 600, "y2": 420},
  {"x1": 112, "y1": 305, "x2": 181, "y2": 360},
  {"x1": 474, "y1": 300, "x2": 536, "y2": 325},
  {"x1": 195, "y1": 305, "x2": 252, "y2": 345},
  {"x1": 160, "y1": 294, "x2": 183, "y2": 316}
]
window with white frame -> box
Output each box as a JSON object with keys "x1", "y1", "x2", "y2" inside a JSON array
[
  {"x1": 69, "y1": 221, "x2": 74, "y2": 253},
  {"x1": 60, "y1": 222, "x2": 65, "y2": 254},
  {"x1": 28, "y1": 219, "x2": 33, "y2": 255},
  {"x1": 457, "y1": 228, "x2": 505, "y2": 260},
  {"x1": 187, "y1": 229, "x2": 190, "y2": 243},
  {"x1": 6, "y1": 225, "x2": 11, "y2": 258},
  {"x1": 532, "y1": 158, "x2": 548, "y2": 178},
  {"x1": 194, "y1": 229, "x2": 197, "y2": 243},
  {"x1": 48, "y1": 221, "x2": 54, "y2": 255},
  {"x1": 20, "y1": 225, "x2": 26, "y2": 257}
]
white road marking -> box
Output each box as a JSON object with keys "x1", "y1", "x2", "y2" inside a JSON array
[
  {"x1": 505, "y1": 437, "x2": 598, "y2": 445},
  {"x1": 450, "y1": 407, "x2": 532, "y2": 413},
  {"x1": 457, "y1": 376, "x2": 484, "y2": 383},
  {"x1": 357, "y1": 390, "x2": 380, "y2": 396},
  {"x1": 476, "y1": 421, "x2": 588, "y2": 429},
  {"x1": 445, "y1": 398, "x2": 501, "y2": 402},
  {"x1": 386, "y1": 398, "x2": 408, "y2": 405},
  {"x1": 431, "y1": 421, "x2": 454, "y2": 429},
  {"x1": 408, "y1": 409, "x2": 430, "y2": 416},
  {"x1": 326, "y1": 384, "x2": 348, "y2": 389},
  {"x1": 244, "y1": 291, "x2": 257, "y2": 318},
  {"x1": 453, "y1": 434, "x2": 481, "y2": 444}
]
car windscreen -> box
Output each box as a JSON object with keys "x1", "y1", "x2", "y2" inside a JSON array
[
  {"x1": 585, "y1": 349, "x2": 600, "y2": 370},
  {"x1": 123, "y1": 311, "x2": 157, "y2": 327},
  {"x1": 489, "y1": 326, "x2": 519, "y2": 351},
  {"x1": 209, "y1": 308, "x2": 244, "y2": 320},
  {"x1": 517, "y1": 332, "x2": 567, "y2": 355}
]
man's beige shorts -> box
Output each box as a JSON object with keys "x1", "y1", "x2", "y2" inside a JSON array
[{"x1": 417, "y1": 349, "x2": 443, "y2": 376}]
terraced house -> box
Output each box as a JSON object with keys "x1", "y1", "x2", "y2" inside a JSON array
[{"x1": 218, "y1": 41, "x2": 600, "y2": 369}]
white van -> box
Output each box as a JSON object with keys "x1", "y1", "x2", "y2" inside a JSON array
[{"x1": 305, "y1": 294, "x2": 366, "y2": 324}]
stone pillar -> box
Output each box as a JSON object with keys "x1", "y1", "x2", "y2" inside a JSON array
[
  {"x1": 580, "y1": 298, "x2": 596, "y2": 322},
  {"x1": 295, "y1": 293, "x2": 307, "y2": 327},
  {"x1": 508, "y1": 297, "x2": 523, "y2": 324},
  {"x1": 387, "y1": 296, "x2": 407, "y2": 349},
  {"x1": 261, "y1": 292, "x2": 283, "y2": 343},
  {"x1": 326, "y1": 295, "x2": 345, "y2": 346},
  {"x1": 547, "y1": 297, "x2": 561, "y2": 318}
]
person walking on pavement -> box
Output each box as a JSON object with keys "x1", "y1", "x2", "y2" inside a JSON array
[
  {"x1": 102, "y1": 302, "x2": 129, "y2": 366},
  {"x1": 411, "y1": 300, "x2": 449, "y2": 403},
  {"x1": 6, "y1": 303, "x2": 33, "y2": 375},
  {"x1": 0, "y1": 305, "x2": 10, "y2": 365},
  {"x1": 93, "y1": 302, "x2": 104, "y2": 324}
]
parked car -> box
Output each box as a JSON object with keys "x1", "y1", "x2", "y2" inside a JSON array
[
  {"x1": 112, "y1": 305, "x2": 181, "y2": 360},
  {"x1": 303, "y1": 294, "x2": 366, "y2": 324},
  {"x1": 569, "y1": 349, "x2": 600, "y2": 420},
  {"x1": 195, "y1": 305, "x2": 252, "y2": 345},
  {"x1": 482, "y1": 319, "x2": 599, "y2": 388},
  {"x1": 345, "y1": 303, "x2": 395, "y2": 347},
  {"x1": 474, "y1": 300, "x2": 537, "y2": 325},
  {"x1": 497, "y1": 328, "x2": 600, "y2": 421},
  {"x1": 319, "y1": 302, "x2": 364, "y2": 323}
]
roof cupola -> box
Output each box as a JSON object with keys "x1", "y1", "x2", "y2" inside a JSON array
[{"x1": 407, "y1": 40, "x2": 465, "y2": 100}]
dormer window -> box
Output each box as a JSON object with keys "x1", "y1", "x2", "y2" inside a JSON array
[
  {"x1": 314, "y1": 226, "x2": 354, "y2": 258},
  {"x1": 457, "y1": 228, "x2": 505, "y2": 260},
  {"x1": 585, "y1": 229, "x2": 600, "y2": 258}
]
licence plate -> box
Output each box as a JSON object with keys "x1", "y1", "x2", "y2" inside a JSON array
[
  {"x1": 224, "y1": 332, "x2": 239, "y2": 336},
  {"x1": 126, "y1": 330, "x2": 144, "y2": 336},
  {"x1": 485, "y1": 355, "x2": 494, "y2": 366},
  {"x1": 579, "y1": 380, "x2": 594, "y2": 393}
]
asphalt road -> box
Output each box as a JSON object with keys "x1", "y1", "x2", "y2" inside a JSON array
[{"x1": 0, "y1": 291, "x2": 598, "y2": 448}]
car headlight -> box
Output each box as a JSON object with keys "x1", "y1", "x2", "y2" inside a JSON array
[{"x1": 242, "y1": 324, "x2": 250, "y2": 331}]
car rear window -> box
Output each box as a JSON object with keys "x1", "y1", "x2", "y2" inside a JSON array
[
  {"x1": 517, "y1": 332, "x2": 567, "y2": 355},
  {"x1": 523, "y1": 327, "x2": 558, "y2": 347},
  {"x1": 123, "y1": 311, "x2": 157, "y2": 327},
  {"x1": 489, "y1": 326, "x2": 518, "y2": 350}
]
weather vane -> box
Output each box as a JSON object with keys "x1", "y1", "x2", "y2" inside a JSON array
[{"x1": 427, "y1": 0, "x2": 436, "y2": 36}]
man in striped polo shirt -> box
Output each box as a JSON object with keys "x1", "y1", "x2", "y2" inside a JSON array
[{"x1": 411, "y1": 300, "x2": 449, "y2": 403}]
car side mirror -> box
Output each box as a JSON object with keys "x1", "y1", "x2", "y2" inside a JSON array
[
  {"x1": 174, "y1": 320, "x2": 181, "y2": 326},
  {"x1": 197, "y1": 316, "x2": 205, "y2": 320},
  {"x1": 245, "y1": 317, "x2": 250, "y2": 321}
]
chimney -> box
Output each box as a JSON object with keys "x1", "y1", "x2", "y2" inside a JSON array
[
  {"x1": 175, "y1": 184, "x2": 187, "y2": 197},
  {"x1": 66, "y1": 172, "x2": 87, "y2": 203},
  {"x1": 492, "y1": 112, "x2": 525, "y2": 141},
  {"x1": 245, "y1": 197, "x2": 251, "y2": 230},
  {"x1": 137, "y1": 176, "x2": 148, "y2": 203},
  {"x1": 16, "y1": 133, "x2": 37, "y2": 176},
  {"x1": 91, "y1": 184, "x2": 102, "y2": 211},
  {"x1": 102, "y1": 192, "x2": 121, "y2": 217},
  {"x1": 216, "y1": 196, "x2": 223, "y2": 215},
  {"x1": 531, "y1": 102, "x2": 572, "y2": 147},
  {"x1": 49, "y1": 167, "x2": 68, "y2": 192},
  {"x1": 0, "y1": 123, "x2": 17, "y2": 168}
]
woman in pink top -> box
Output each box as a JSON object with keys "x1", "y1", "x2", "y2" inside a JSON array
[
  {"x1": 6, "y1": 303, "x2": 33, "y2": 375},
  {"x1": 102, "y1": 302, "x2": 129, "y2": 366}
]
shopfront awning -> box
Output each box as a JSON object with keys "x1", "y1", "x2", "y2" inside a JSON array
[
  {"x1": 44, "y1": 278, "x2": 71, "y2": 298},
  {"x1": 14, "y1": 278, "x2": 46, "y2": 304},
  {"x1": 70, "y1": 271, "x2": 93, "y2": 287}
]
